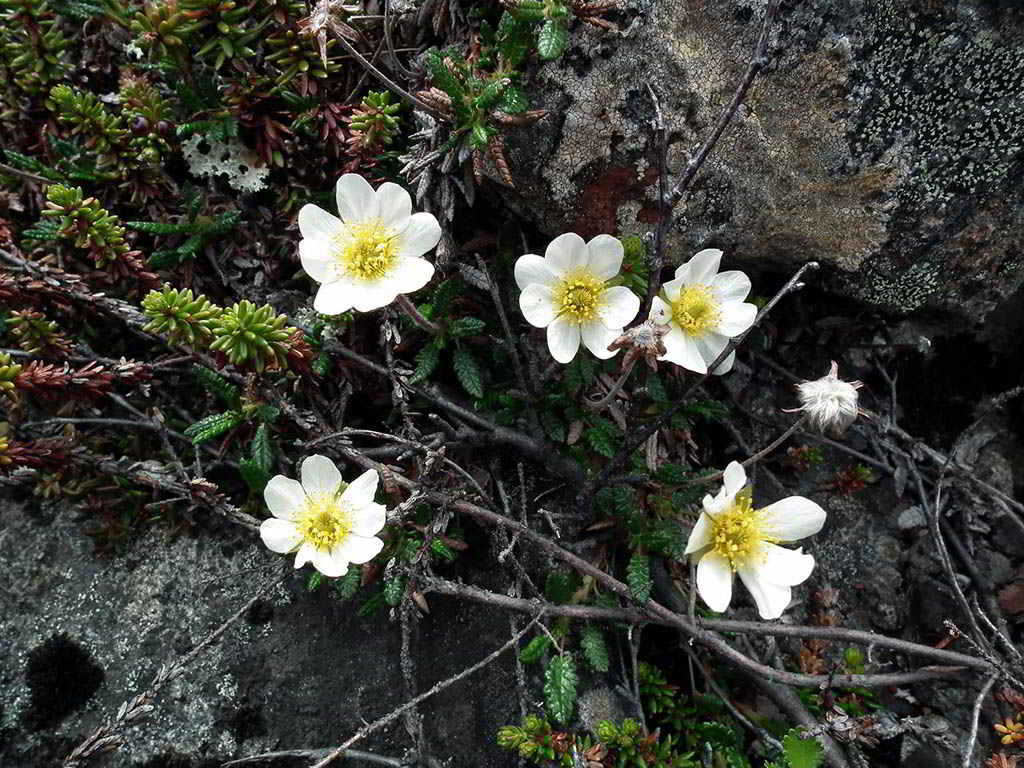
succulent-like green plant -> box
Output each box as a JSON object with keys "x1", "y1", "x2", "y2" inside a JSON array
[
  {"x1": 48, "y1": 85, "x2": 128, "y2": 161},
  {"x1": 129, "y1": 0, "x2": 190, "y2": 66},
  {"x1": 209, "y1": 299, "x2": 294, "y2": 371},
  {"x1": 265, "y1": 26, "x2": 338, "y2": 86},
  {"x1": 41, "y1": 185, "x2": 130, "y2": 267},
  {"x1": 180, "y1": 0, "x2": 265, "y2": 69},
  {"x1": 141, "y1": 285, "x2": 221, "y2": 345},
  {"x1": 0, "y1": 0, "x2": 67, "y2": 97},
  {"x1": 346, "y1": 90, "x2": 401, "y2": 155},
  {"x1": 0, "y1": 352, "x2": 23, "y2": 399},
  {"x1": 8, "y1": 310, "x2": 72, "y2": 357}
]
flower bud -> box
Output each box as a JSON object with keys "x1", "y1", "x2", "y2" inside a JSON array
[{"x1": 791, "y1": 361, "x2": 862, "y2": 436}]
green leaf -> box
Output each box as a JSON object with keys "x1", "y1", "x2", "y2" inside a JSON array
[
  {"x1": 782, "y1": 731, "x2": 824, "y2": 768},
  {"x1": 654, "y1": 463, "x2": 692, "y2": 485},
  {"x1": 383, "y1": 576, "x2": 405, "y2": 606},
  {"x1": 539, "y1": 408, "x2": 566, "y2": 443},
  {"x1": 519, "y1": 634, "x2": 551, "y2": 664},
  {"x1": 239, "y1": 456, "x2": 271, "y2": 492},
  {"x1": 453, "y1": 344, "x2": 484, "y2": 398},
  {"x1": 475, "y1": 77, "x2": 509, "y2": 111},
  {"x1": 496, "y1": 11, "x2": 532, "y2": 68},
  {"x1": 470, "y1": 122, "x2": 491, "y2": 149},
  {"x1": 544, "y1": 570, "x2": 579, "y2": 604},
  {"x1": 497, "y1": 84, "x2": 528, "y2": 114},
  {"x1": 543, "y1": 654, "x2": 578, "y2": 725},
  {"x1": 250, "y1": 424, "x2": 273, "y2": 472},
  {"x1": 626, "y1": 553, "x2": 652, "y2": 604},
  {"x1": 580, "y1": 626, "x2": 610, "y2": 673},
  {"x1": 429, "y1": 538, "x2": 457, "y2": 562},
  {"x1": 410, "y1": 339, "x2": 442, "y2": 384},
  {"x1": 192, "y1": 365, "x2": 240, "y2": 407},
  {"x1": 307, "y1": 571, "x2": 324, "y2": 591},
  {"x1": 537, "y1": 18, "x2": 569, "y2": 60},
  {"x1": 183, "y1": 410, "x2": 244, "y2": 444},
  {"x1": 334, "y1": 566, "x2": 362, "y2": 599},
  {"x1": 448, "y1": 317, "x2": 486, "y2": 338}
]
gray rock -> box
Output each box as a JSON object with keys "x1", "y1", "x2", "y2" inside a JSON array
[
  {"x1": 504, "y1": 0, "x2": 1024, "y2": 321},
  {"x1": 0, "y1": 498, "x2": 519, "y2": 767},
  {"x1": 897, "y1": 506, "x2": 928, "y2": 531}
]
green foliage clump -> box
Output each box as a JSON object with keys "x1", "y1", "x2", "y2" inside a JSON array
[
  {"x1": 8, "y1": 310, "x2": 71, "y2": 356},
  {"x1": 346, "y1": 90, "x2": 402, "y2": 155},
  {"x1": 39, "y1": 185, "x2": 132, "y2": 268},
  {"x1": 0, "y1": 0, "x2": 67, "y2": 97},
  {"x1": 0, "y1": 352, "x2": 23, "y2": 398},
  {"x1": 142, "y1": 286, "x2": 221, "y2": 345},
  {"x1": 209, "y1": 299, "x2": 296, "y2": 371}
]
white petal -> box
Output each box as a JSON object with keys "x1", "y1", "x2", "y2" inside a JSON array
[
  {"x1": 301, "y1": 454, "x2": 343, "y2": 497},
  {"x1": 661, "y1": 328, "x2": 707, "y2": 374},
  {"x1": 714, "y1": 351, "x2": 737, "y2": 375},
  {"x1": 713, "y1": 270, "x2": 752, "y2": 303},
  {"x1": 340, "y1": 469, "x2": 379, "y2": 508},
  {"x1": 398, "y1": 212, "x2": 442, "y2": 258},
  {"x1": 686, "y1": 248, "x2": 723, "y2": 284},
  {"x1": 350, "y1": 280, "x2": 401, "y2": 312},
  {"x1": 547, "y1": 316, "x2": 581, "y2": 364},
  {"x1": 737, "y1": 564, "x2": 794, "y2": 620},
  {"x1": 695, "y1": 332, "x2": 731, "y2": 374},
  {"x1": 545, "y1": 233, "x2": 587, "y2": 274},
  {"x1": 311, "y1": 546, "x2": 349, "y2": 578},
  {"x1": 520, "y1": 284, "x2": 556, "y2": 327},
  {"x1": 335, "y1": 174, "x2": 378, "y2": 223},
  {"x1": 264, "y1": 475, "x2": 305, "y2": 520},
  {"x1": 389, "y1": 256, "x2": 434, "y2": 296},
  {"x1": 660, "y1": 276, "x2": 686, "y2": 300},
  {"x1": 337, "y1": 534, "x2": 385, "y2": 565},
  {"x1": 696, "y1": 552, "x2": 733, "y2": 613},
  {"x1": 649, "y1": 294, "x2": 672, "y2": 325},
  {"x1": 598, "y1": 286, "x2": 640, "y2": 328},
  {"x1": 351, "y1": 502, "x2": 386, "y2": 537},
  {"x1": 585, "y1": 234, "x2": 624, "y2": 280},
  {"x1": 298, "y1": 204, "x2": 342, "y2": 240},
  {"x1": 716, "y1": 301, "x2": 757, "y2": 337},
  {"x1": 515, "y1": 253, "x2": 558, "y2": 290},
  {"x1": 375, "y1": 182, "x2": 412, "y2": 230},
  {"x1": 753, "y1": 543, "x2": 816, "y2": 586},
  {"x1": 314, "y1": 281, "x2": 357, "y2": 315},
  {"x1": 684, "y1": 512, "x2": 712, "y2": 555},
  {"x1": 294, "y1": 541, "x2": 317, "y2": 569},
  {"x1": 760, "y1": 496, "x2": 827, "y2": 542},
  {"x1": 300, "y1": 238, "x2": 339, "y2": 284},
  {"x1": 260, "y1": 518, "x2": 302, "y2": 553},
  {"x1": 722, "y1": 461, "x2": 747, "y2": 498},
  {"x1": 580, "y1": 321, "x2": 619, "y2": 359}
]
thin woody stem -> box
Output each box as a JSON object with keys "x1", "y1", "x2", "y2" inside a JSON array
[
  {"x1": 394, "y1": 294, "x2": 440, "y2": 334},
  {"x1": 697, "y1": 414, "x2": 809, "y2": 484}
]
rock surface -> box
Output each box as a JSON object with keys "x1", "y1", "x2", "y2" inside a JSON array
[
  {"x1": 0, "y1": 496, "x2": 520, "y2": 768},
  {"x1": 505, "y1": 0, "x2": 1024, "y2": 322}
]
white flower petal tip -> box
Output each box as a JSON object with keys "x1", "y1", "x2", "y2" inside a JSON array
[
  {"x1": 260, "y1": 456, "x2": 390, "y2": 577},
  {"x1": 299, "y1": 174, "x2": 441, "y2": 313},
  {"x1": 788, "y1": 361, "x2": 863, "y2": 436},
  {"x1": 656, "y1": 248, "x2": 755, "y2": 375},
  {"x1": 687, "y1": 465, "x2": 826, "y2": 618},
  {"x1": 516, "y1": 233, "x2": 640, "y2": 364}
]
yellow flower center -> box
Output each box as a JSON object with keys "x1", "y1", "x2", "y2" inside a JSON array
[
  {"x1": 334, "y1": 221, "x2": 399, "y2": 281},
  {"x1": 671, "y1": 284, "x2": 720, "y2": 337},
  {"x1": 554, "y1": 269, "x2": 603, "y2": 324},
  {"x1": 296, "y1": 490, "x2": 352, "y2": 551},
  {"x1": 709, "y1": 488, "x2": 775, "y2": 571}
]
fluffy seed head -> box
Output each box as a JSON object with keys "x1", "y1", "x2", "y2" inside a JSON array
[{"x1": 794, "y1": 361, "x2": 862, "y2": 436}]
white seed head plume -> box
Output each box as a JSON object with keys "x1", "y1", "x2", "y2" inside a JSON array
[{"x1": 793, "y1": 361, "x2": 862, "y2": 436}]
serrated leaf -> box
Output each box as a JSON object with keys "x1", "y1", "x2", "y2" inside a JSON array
[
  {"x1": 544, "y1": 654, "x2": 578, "y2": 725},
  {"x1": 519, "y1": 634, "x2": 551, "y2": 664},
  {"x1": 410, "y1": 340, "x2": 442, "y2": 384},
  {"x1": 193, "y1": 365, "x2": 240, "y2": 407},
  {"x1": 307, "y1": 571, "x2": 324, "y2": 591},
  {"x1": 545, "y1": 570, "x2": 579, "y2": 604},
  {"x1": 626, "y1": 553, "x2": 652, "y2": 604},
  {"x1": 453, "y1": 344, "x2": 484, "y2": 398},
  {"x1": 497, "y1": 85, "x2": 528, "y2": 114},
  {"x1": 654, "y1": 463, "x2": 691, "y2": 484},
  {"x1": 334, "y1": 566, "x2": 362, "y2": 599},
  {"x1": 249, "y1": 424, "x2": 273, "y2": 473},
  {"x1": 580, "y1": 626, "x2": 610, "y2": 673},
  {"x1": 429, "y1": 538, "x2": 457, "y2": 561},
  {"x1": 383, "y1": 576, "x2": 405, "y2": 606},
  {"x1": 239, "y1": 456, "x2": 271, "y2": 492},
  {"x1": 537, "y1": 18, "x2": 568, "y2": 60},
  {"x1": 469, "y1": 122, "x2": 491, "y2": 149},
  {"x1": 585, "y1": 426, "x2": 616, "y2": 458},
  {"x1": 475, "y1": 77, "x2": 509, "y2": 111},
  {"x1": 782, "y1": 731, "x2": 824, "y2": 768},
  {"x1": 183, "y1": 411, "x2": 244, "y2": 444},
  {"x1": 448, "y1": 317, "x2": 486, "y2": 338},
  {"x1": 539, "y1": 409, "x2": 566, "y2": 443}
]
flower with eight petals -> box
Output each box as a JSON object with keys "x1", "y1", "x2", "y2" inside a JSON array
[{"x1": 260, "y1": 454, "x2": 386, "y2": 577}]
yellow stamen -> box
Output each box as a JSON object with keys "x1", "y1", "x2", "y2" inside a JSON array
[
  {"x1": 334, "y1": 221, "x2": 399, "y2": 281},
  {"x1": 671, "y1": 283, "x2": 720, "y2": 337},
  {"x1": 709, "y1": 488, "x2": 775, "y2": 571},
  {"x1": 554, "y1": 268, "x2": 603, "y2": 324},
  {"x1": 296, "y1": 491, "x2": 352, "y2": 551}
]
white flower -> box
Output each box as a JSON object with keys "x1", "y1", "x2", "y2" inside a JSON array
[
  {"x1": 298, "y1": 174, "x2": 442, "y2": 315},
  {"x1": 515, "y1": 233, "x2": 641, "y2": 364},
  {"x1": 789, "y1": 361, "x2": 863, "y2": 436},
  {"x1": 260, "y1": 455, "x2": 386, "y2": 577},
  {"x1": 649, "y1": 248, "x2": 757, "y2": 375},
  {"x1": 684, "y1": 461, "x2": 826, "y2": 619}
]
